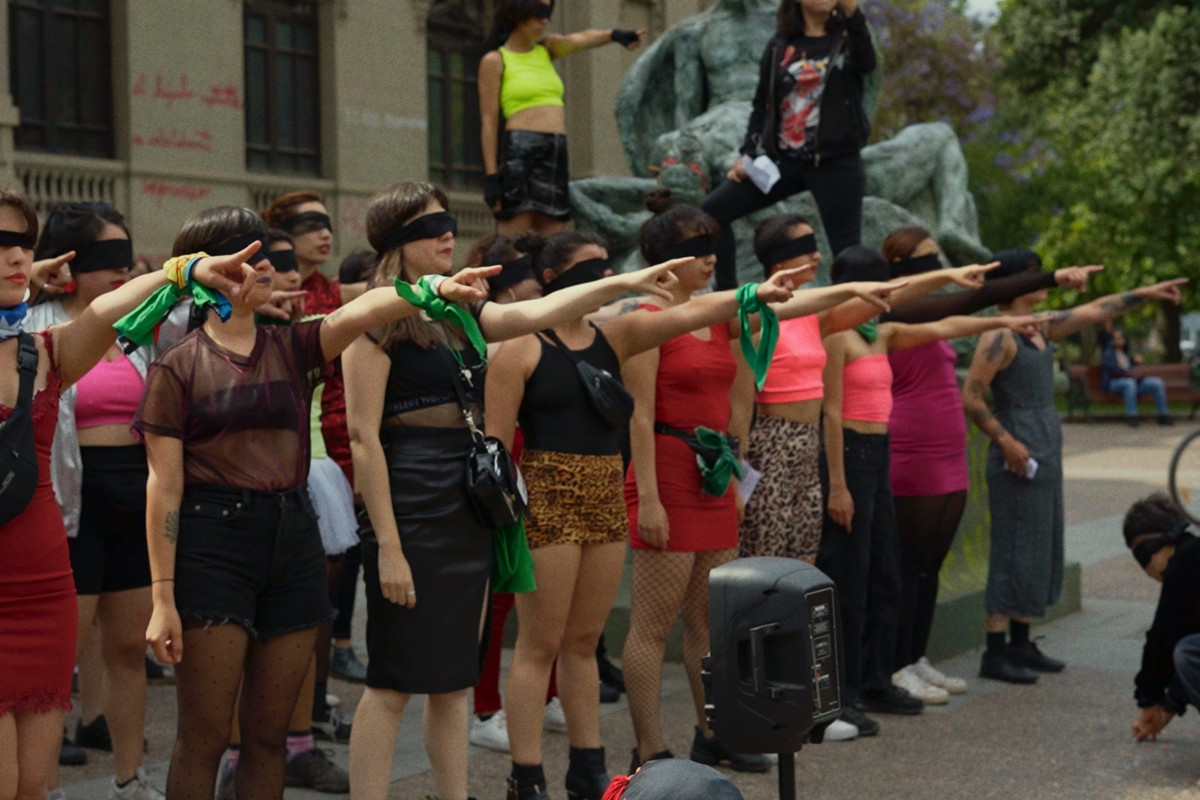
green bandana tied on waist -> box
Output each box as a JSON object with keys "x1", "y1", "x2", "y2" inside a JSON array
[
  {"x1": 856, "y1": 319, "x2": 878, "y2": 343},
  {"x1": 114, "y1": 281, "x2": 232, "y2": 353},
  {"x1": 493, "y1": 519, "x2": 536, "y2": 593},
  {"x1": 693, "y1": 426, "x2": 743, "y2": 497},
  {"x1": 393, "y1": 275, "x2": 488, "y2": 362},
  {"x1": 736, "y1": 283, "x2": 779, "y2": 390}
]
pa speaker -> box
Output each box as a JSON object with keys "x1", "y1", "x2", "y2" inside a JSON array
[{"x1": 703, "y1": 557, "x2": 843, "y2": 754}]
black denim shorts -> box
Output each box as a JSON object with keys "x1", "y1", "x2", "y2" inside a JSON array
[
  {"x1": 175, "y1": 486, "x2": 332, "y2": 640},
  {"x1": 71, "y1": 445, "x2": 152, "y2": 595},
  {"x1": 498, "y1": 129, "x2": 571, "y2": 221}
]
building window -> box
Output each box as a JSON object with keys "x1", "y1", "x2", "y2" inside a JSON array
[
  {"x1": 8, "y1": 0, "x2": 113, "y2": 157},
  {"x1": 244, "y1": 0, "x2": 320, "y2": 175},
  {"x1": 427, "y1": 1, "x2": 489, "y2": 190}
]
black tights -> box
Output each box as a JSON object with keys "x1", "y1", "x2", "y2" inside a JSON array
[
  {"x1": 168, "y1": 623, "x2": 319, "y2": 800},
  {"x1": 892, "y1": 491, "x2": 967, "y2": 671}
]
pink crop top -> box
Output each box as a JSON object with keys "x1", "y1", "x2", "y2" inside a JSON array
[
  {"x1": 841, "y1": 354, "x2": 893, "y2": 423},
  {"x1": 756, "y1": 314, "x2": 825, "y2": 405},
  {"x1": 75, "y1": 355, "x2": 144, "y2": 429}
]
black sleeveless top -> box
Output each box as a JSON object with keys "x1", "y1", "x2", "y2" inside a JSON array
[{"x1": 518, "y1": 326, "x2": 624, "y2": 456}]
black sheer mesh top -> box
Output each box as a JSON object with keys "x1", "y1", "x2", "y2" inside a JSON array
[{"x1": 134, "y1": 320, "x2": 327, "y2": 491}]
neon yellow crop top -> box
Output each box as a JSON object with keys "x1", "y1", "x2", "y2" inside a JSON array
[{"x1": 499, "y1": 44, "x2": 565, "y2": 118}]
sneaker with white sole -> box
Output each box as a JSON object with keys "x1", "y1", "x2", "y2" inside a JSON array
[
  {"x1": 108, "y1": 768, "x2": 165, "y2": 800},
  {"x1": 913, "y1": 657, "x2": 968, "y2": 694},
  {"x1": 823, "y1": 718, "x2": 859, "y2": 742},
  {"x1": 892, "y1": 664, "x2": 950, "y2": 705},
  {"x1": 469, "y1": 710, "x2": 511, "y2": 752},
  {"x1": 543, "y1": 697, "x2": 568, "y2": 733}
]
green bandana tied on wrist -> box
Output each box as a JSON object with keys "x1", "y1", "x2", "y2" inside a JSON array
[
  {"x1": 737, "y1": 282, "x2": 779, "y2": 390},
  {"x1": 856, "y1": 319, "x2": 878, "y2": 343},
  {"x1": 493, "y1": 519, "x2": 536, "y2": 593},
  {"x1": 113, "y1": 281, "x2": 232, "y2": 353},
  {"x1": 393, "y1": 275, "x2": 488, "y2": 362},
  {"x1": 693, "y1": 426, "x2": 743, "y2": 497}
]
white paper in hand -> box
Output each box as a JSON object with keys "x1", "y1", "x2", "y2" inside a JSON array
[
  {"x1": 741, "y1": 155, "x2": 781, "y2": 195},
  {"x1": 738, "y1": 461, "x2": 762, "y2": 504}
]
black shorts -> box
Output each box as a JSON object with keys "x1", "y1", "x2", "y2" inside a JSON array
[
  {"x1": 497, "y1": 129, "x2": 571, "y2": 222},
  {"x1": 175, "y1": 486, "x2": 332, "y2": 641},
  {"x1": 70, "y1": 445, "x2": 153, "y2": 595}
]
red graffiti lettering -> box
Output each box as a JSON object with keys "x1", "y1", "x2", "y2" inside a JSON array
[
  {"x1": 202, "y1": 85, "x2": 244, "y2": 110},
  {"x1": 140, "y1": 180, "x2": 212, "y2": 207},
  {"x1": 133, "y1": 128, "x2": 215, "y2": 153}
]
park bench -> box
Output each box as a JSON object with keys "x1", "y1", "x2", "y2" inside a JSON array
[{"x1": 1064, "y1": 362, "x2": 1200, "y2": 421}]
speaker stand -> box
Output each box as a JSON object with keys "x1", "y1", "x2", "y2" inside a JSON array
[{"x1": 778, "y1": 749, "x2": 797, "y2": 800}]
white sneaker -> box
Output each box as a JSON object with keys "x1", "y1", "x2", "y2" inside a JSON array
[
  {"x1": 108, "y1": 768, "x2": 165, "y2": 800},
  {"x1": 469, "y1": 710, "x2": 511, "y2": 752},
  {"x1": 892, "y1": 664, "x2": 950, "y2": 705},
  {"x1": 543, "y1": 697, "x2": 568, "y2": 733},
  {"x1": 914, "y1": 657, "x2": 968, "y2": 694},
  {"x1": 823, "y1": 718, "x2": 859, "y2": 742}
]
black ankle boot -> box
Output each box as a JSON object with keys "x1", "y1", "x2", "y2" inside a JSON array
[
  {"x1": 689, "y1": 727, "x2": 771, "y2": 773},
  {"x1": 628, "y1": 747, "x2": 675, "y2": 775},
  {"x1": 507, "y1": 763, "x2": 550, "y2": 800},
  {"x1": 565, "y1": 746, "x2": 608, "y2": 800}
]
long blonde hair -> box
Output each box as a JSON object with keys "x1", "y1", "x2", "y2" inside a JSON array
[{"x1": 367, "y1": 182, "x2": 466, "y2": 350}]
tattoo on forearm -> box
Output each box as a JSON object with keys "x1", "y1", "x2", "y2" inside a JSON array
[
  {"x1": 164, "y1": 511, "x2": 179, "y2": 545},
  {"x1": 1099, "y1": 293, "x2": 1142, "y2": 313},
  {"x1": 326, "y1": 307, "x2": 346, "y2": 324}
]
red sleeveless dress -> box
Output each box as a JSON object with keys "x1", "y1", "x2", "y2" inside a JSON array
[{"x1": 0, "y1": 332, "x2": 76, "y2": 717}]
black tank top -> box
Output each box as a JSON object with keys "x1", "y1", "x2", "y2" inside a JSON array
[{"x1": 518, "y1": 326, "x2": 624, "y2": 456}]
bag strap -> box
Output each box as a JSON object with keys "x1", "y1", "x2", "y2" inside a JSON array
[
  {"x1": 430, "y1": 328, "x2": 485, "y2": 442},
  {"x1": 541, "y1": 324, "x2": 605, "y2": 365},
  {"x1": 15, "y1": 333, "x2": 38, "y2": 410}
]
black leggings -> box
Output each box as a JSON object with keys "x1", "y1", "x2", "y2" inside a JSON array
[
  {"x1": 702, "y1": 153, "x2": 865, "y2": 290},
  {"x1": 892, "y1": 491, "x2": 967, "y2": 671}
]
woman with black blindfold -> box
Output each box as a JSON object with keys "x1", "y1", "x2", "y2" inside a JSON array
[
  {"x1": 963, "y1": 254, "x2": 1186, "y2": 685},
  {"x1": 815, "y1": 246, "x2": 1038, "y2": 720},
  {"x1": 135, "y1": 205, "x2": 499, "y2": 800},
  {"x1": 343, "y1": 182, "x2": 698, "y2": 800},
  {"x1": 0, "y1": 189, "x2": 259, "y2": 800},
  {"x1": 23, "y1": 202, "x2": 167, "y2": 799},
  {"x1": 479, "y1": 0, "x2": 645, "y2": 236},
  {"x1": 878, "y1": 226, "x2": 1102, "y2": 697},
  {"x1": 486, "y1": 218, "x2": 811, "y2": 799}
]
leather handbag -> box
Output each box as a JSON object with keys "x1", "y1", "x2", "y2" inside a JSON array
[
  {"x1": 542, "y1": 327, "x2": 634, "y2": 431},
  {"x1": 0, "y1": 334, "x2": 41, "y2": 525}
]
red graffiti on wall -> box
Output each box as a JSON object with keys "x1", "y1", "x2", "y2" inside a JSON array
[
  {"x1": 201, "y1": 85, "x2": 245, "y2": 110},
  {"x1": 132, "y1": 74, "x2": 242, "y2": 111},
  {"x1": 140, "y1": 180, "x2": 212, "y2": 207},
  {"x1": 132, "y1": 128, "x2": 215, "y2": 153}
]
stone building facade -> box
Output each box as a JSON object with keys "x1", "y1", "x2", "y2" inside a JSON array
[{"x1": 1, "y1": 0, "x2": 710, "y2": 267}]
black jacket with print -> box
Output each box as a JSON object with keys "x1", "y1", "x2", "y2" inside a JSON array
[{"x1": 740, "y1": 8, "x2": 876, "y2": 164}]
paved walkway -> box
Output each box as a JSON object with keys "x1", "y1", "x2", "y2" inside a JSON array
[{"x1": 59, "y1": 421, "x2": 1200, "y2": 799}]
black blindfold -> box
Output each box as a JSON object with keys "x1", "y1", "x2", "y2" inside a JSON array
[
  {"x1": 890, "y1": 253, "x2": 941, "y2": 278},
  {"x1": 210, "y1": 233, "x2": 269, "y2": 259},
  {"x1": 765, "y1": 234, "x2": 818, "y2": 267},
  {"x1": 658, "y1": 235, "x2": 716, "y2": 263},
  {"x1": 531, "y1": 3, "x2": 553, "y2": 19},
  {"x1": 71, "y1": 239, "x2": 134, "y2": 274},
  {"x1": 1133, "y1": 519, "x2": 1192, "y2": 569},
  {"x1": 0, "y1": 229, "x2": 35, "y2": 250},
  {"x1": 377, "y1": 212, "x2": 458, "y2": 255},
  {"x1": 280, "y1": 211, "x2": 332, "y2": 236},
  {"x1": 490, "y1": 254, "x2": 535, "y2": 296},
  {"x1": 267, "y1": 249, "x2": 299, "y2": 273},
  {"x1": 544, "y1": 258, "x2": 607, "y2": 294}
]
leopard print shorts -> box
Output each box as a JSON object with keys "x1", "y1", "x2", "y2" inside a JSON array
[
  {"x1": 521, "y1": 449, "x2": 627, "y2": 550},
  {"x1": 738, "y1": 415, "x2": 824, "y2": 560}
]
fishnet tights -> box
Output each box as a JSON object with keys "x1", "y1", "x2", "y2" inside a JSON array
[
  {"x1": 622, "y1": 548, "x2": 736, "y2": 756},
  {"x1": 167, "y1": 622, "x2": 318, "y2": 800}
]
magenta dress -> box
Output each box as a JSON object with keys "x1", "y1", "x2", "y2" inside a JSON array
[{"x1": 888, "y1": 341, "x2": 968, "y2": 497}]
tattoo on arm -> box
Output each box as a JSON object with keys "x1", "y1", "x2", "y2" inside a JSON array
[
  {"x1": 984, "y1": 331, "x2": 1008, "y2": 362},
  {"x1": 325, "y1": 307, "x2": 346, "y2": 324},
  {"x1": 964, "y1": 379, "x2": 1008, "y2": 441},
  {"x1": 164, "y1": 511, "x2": 179, "y2": 545},
  {"x1": 1099, "y1": 293, "x2": 1142, "y2": 313}
]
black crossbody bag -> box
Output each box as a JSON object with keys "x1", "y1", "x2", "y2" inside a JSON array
[
  {"x1": 434, "y1": 339, "x2": 528, "y2": 530},
  {"x1": 0, "y1": 334, "x2": 41, "y2": 525},
  {"x1": 542, "y1": 326, "x2": 635, "y2": 431}
]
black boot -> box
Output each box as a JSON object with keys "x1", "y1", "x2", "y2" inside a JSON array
[
  {"x1": 596, "y1": 635, "x2": 625, "y2": 693},
  {"x1": 689, "y1": 727, "x2": 771, "y2": 773},
  {"x1": 628, "y1": 747, "x2": 674, "y2": 775},
  {"x1": 565, "y1": 747, "x2": 608, "y2": 800},
  {"x1": 507, "y1": 763, "x2": 550, "y2": 800},
  {"x1": 1006, "y1": 640, "x2": 1065, "y2": 673}
]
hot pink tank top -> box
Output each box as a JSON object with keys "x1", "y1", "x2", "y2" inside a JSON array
[
  {"x1": 756, "y1": 315, "x2": 825, "y2": 405},
  {"x1": 841, "y1": 353, "x2": 893, "y2": 423},
  {"x1": 75, "y1": 355, "x2": 143, "y2": 429}
]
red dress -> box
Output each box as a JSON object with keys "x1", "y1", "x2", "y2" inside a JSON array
[
  {"x1": 0, "y1": 333, "x2": 77, "y2": 717},
  {"x1": 302, "y1": 271, "x2": 353, "y2": 484},
  {"x1": 626, "y1": 318, "x2": 739, "y2": 551}
]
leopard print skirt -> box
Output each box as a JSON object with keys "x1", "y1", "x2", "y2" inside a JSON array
[
  {"x1": 521, "y1": 449, "x2": 627, "y2": 549},
  {"x1": 738, "y1": 415, "x2": 824, "y2": 560}
]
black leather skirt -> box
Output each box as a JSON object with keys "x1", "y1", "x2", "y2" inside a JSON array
[
  {"x1": 360, "y1": 426, "x2": 492, "y2": 694},
  {"x1": 498, "y1": 129, "x2": 571, "y2": 221}
]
